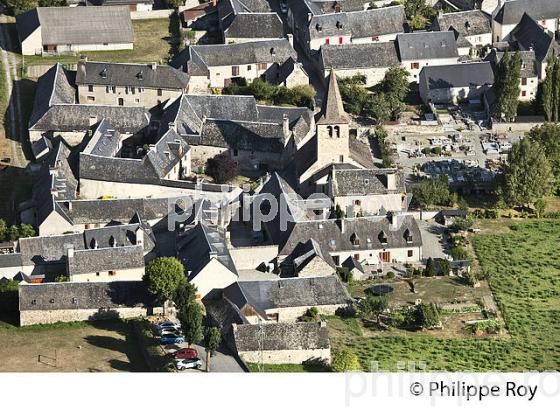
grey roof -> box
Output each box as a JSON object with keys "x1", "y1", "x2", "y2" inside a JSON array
[
  {"x1": 185, "y1": 39, "x2": 296, "y2": 73},
  {"x1": 290, "y1": 238, "x2": 336, "y2": 273},
  {"x1": 331, "y1": 168, "x2": 405, "y2": 196},
  {"x1": 68, "y1": 245, "x2": 145, "y2": 276},
  {"x1": 278, "y1": 214, "x2": 422, "y2": 256},
  {"x1": 16, "y1": 6, "x2": 134, "y2": 46},
  {"x1": 349, "y1": 135, "x2": 375, "y2": 168},
  {"x1": 397, "y1": 32, "x2": 459, "y2": 61},
  {"x1": 19, "y1": 233, "x2": 85, "y2": 265},
  {"x1": 308, "y1": 5, "x2": 406, "y2": 40},
  {"x1": 83, "y1": 119, "x2": 121, "y2": 157},
  {"x1": 76, "y1": 61, "x2": 189, "y2": 89},
  {"x1": 224, "y1": 275, "x2": 351, "y2": 314},
  {"x1": 233, "y1": 321, "x2": 330, "y2": 352},
  {"x1": 420, "y1": 62, "x2": 494, "y2": 90},
  {"x1": 220, "y1": 7, "x2": 284, "y2": 40},
  {"x1": 485, "y1": 49, "x2": 538, "y2": 78},
  {"x1": 436, "y1": 10, "x2": 492, "y2": 37},
  {"x1": 0, "y1": 253, "x2": 23, "y2": 269},
  {"x1": 494, "y1": 0, "x2": 560, "y2": 25},
  {"x1": 510, "y1": 13, "x2": 559, "y2": 62},
  {"x1": 18, "y1": 281, "x2": 154, "y2": 311},
  {"x1": 30, "y1": 104, "x2": 149, "y2": 134},
  {"x1": 321, "y1": 42, "x2": 399, "y2": 70},
  {"x1": 341, "y1": 255, "x2": 365, "y2": 273},
  {"x1": 317, "y1": 69, "x2": 349, "y2": 125},
  {"x1": 177, "y1": 223, "x2": 237, "y2": 280}
]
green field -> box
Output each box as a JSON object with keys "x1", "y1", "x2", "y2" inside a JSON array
[
  {"x1": 329, "y1": 221, "x2": 560, "y2": 371},
  {"x1": 24, "y1": 19, "x2": 175, "y2": 67}
]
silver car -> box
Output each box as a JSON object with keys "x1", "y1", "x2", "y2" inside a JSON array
[{"x1": 175, "y1": 358, "x2": 203, "y2": 370}]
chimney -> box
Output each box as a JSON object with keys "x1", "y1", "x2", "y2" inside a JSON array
[
  {"x1": 308, "y1": 12, "x2": 312, "y2": 22},
  {"x1": 67, "y1": 245, "x2": 74, "y2": 258},
  {"x1": 282, "y1": 114, "x2": 290, "y2": 139},
  {"x1": 88, "y1": 115, "x2": 98, "y2": 126},
  {"x1": 385, "y1": 172, "x2": 396, "y2": 190},
  {"x1": 168, "y1": 122, "x2": 177, "y2": 131},
  {"x1": 337, "y1": 218, "x2": 345, "y2": 233},
  {"x1": 287, "y1": 33, "x2": 293, "y2": 47},
  {"x1": 135, "y1": 228, "x2": 144, "y2": 246},
  {"x1": 209, "y1": 250, "x2": 218, "y2": 259},
  {"x1": 78, "y1": 56, "x2": 87, "y2": 78},
  {"x1": 67, "y1": 201, "x2": 72, "y2": 211},
  {"x1": 150, "y1": 62, "x2": 157, "y2": 70},
  {"x1": 388, "y1": 212, "x2": 399, "y2": 230}
]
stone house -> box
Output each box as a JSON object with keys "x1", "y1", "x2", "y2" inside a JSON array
[
  {"x1": 175, "y1": 39, "x2": 307, "y2": 90},
  {"x1": 18, "y1": 281, "x2": 160, "y2": 326},
  {"x1": 485, "y1": 49, "x2": 539, "y2": 101},
  {"x1": 397, "y1": 32, "x2": 461, "y2": 83},
  {"x1": 419, "y1": 62, "x2": 495, "y2": 104},
  {"x1": 285, "y1": 239, "x2": 336, "y2": 278},
  {"x1": 16, "y1": 6, "x2": 134, "y2": 56},
  {"x1": 327, "y1": 168, "x2": 407, "y2": 216},
  {"x1": 232, "y1": 321, "x2": 331, "y2": 365},
  {"x1": 318, "y1": 42, "x2": 400, "y2": 87},
  {"x1": 75, "y1": 59, "x2": 190, "y2": 108},
  {"x1": 217, "y1": 0, "x2": 284, "y2": 44},
  {"x1": 288, "y1": 1, "x2": 406, "y2": 55},
  {"x1": 223, "y1": 276, "x2": 351, "y2": 323},
  {"x1": 434, "y1": 10, "x2": 493, "y2": 50},
  {"x1": 491, "y1": 0, "x2": 560, "y2": 42}
]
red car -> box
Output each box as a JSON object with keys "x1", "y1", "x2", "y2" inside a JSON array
[{"x1": 174, "y1": 347, "x2": 198, "y2": 359}]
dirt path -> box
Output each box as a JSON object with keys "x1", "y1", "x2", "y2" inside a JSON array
[{"x1": 0, "y1": 10, "x2": 27, "y2": 168}]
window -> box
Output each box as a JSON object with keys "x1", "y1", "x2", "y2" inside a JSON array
[
  {"x1": 354, "y1": 200, "x2": 361, "y2": 206},
  {"x1": 103, "y1": 42, "x2": 108, "y2": 46},
  {"x1": 408, "y1": 250, "x2": 413, "y2": 257},
  {"x1": 411, "y1": 62, "x2": 419, "y2": 69},
  {"x1": 332, "y1": 255, "x2": 340, "y2": 265},
  {"x1": 157, "y1": 89, "x2": 163, "y2": 96},
  {"x1": 354, "y1": 254, "x2": 360, "y2": 260},
  {"x1": 338, "y1": 36, "x2": 343, "y2": 44},
  {"x1": 131, "y1": 87, "x2": 135, "y2": 94},
  {"x1": 88, "y1": 85, "x2": 94, "y2": 92},
  {"x1": 371, "y1": 36, "x2": 379, "y2": 42},
  {"x1": 247, "y1": 65, "x2": 252, "y2": 71},
  {"x1": 135, "y1": 98, "x2": 140, "y2": 104},
  {"x1": 325, "y1": 37, "x2": 330, "y2": 45},
  {"x1": 96, "y1": 272, "x2": 100, "y2": 276},
  {"x1": 87, "y1": 96, "x2": 95, "y2": 102},
  {"x1": 232, "y1": 66, "x2": 240, "y2": 76},
  {"x1": 31, "y1": 299, "x2": 36, "y2": 305},
  {"x1": 125, "y1": 86, "x2": 129, "y2": 94},
  {"x1": 258, "y1": 63, "x2": 267, "y2": 70},
  {"x1": 521, "y1": 78, "x2": 527, "y2": 86},
  {"x1": 109, "y1": 271, "x2": 116, "y2": 276},
  {"x1": 233, "y1": 149, "x2": 238, "y2": 156},
  {"x1": 330, "y1": 239, "x2": 336, "y2": 247},
  {"x1": 339, "y1": 155, "x2": 344, "y2": 162},
  {"x1": 112, "y1": 86, "x2": 116, "y2": 94},
  {"x1": 334, "y1": 125, "x2": 340, "y2": 138},
  {"x1": 118, "y1": 98, "x2": 124, "y2": 106},
  {"x1": 105, "y1": 86, "x2": 110, "y2": 93},
  {"x1": 521, "y1": 90, "x2": 527, "y2": 97}
]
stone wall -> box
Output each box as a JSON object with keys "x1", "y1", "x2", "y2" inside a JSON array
[
  {"x1": 238, "y1": 348, "x2": 330, "y2": 365},
  {"x1": 20, "y1": 306, "x2": 164, "y2": 326}
]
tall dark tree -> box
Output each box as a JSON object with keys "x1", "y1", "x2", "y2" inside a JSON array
[
  {"x1": 204, "y1": 327, "x2": 222, "y2": 372},
  {"x1": 173, "y1": 280, "x2": 197, "y2": 311},
  {"x1": 528, "y1": 123, "x2": 560, "y2": 191},
  {"x1": 542, "y1": 58, "x2": 557, "y2": 121},
  {"x1": 178, "y1": 302, "x2": 204, "y2": 347},
  {"x1": 206, "y1": 152, "x2": 238, "y2": 184},
  {"x1": 492, "y1": 52, "x2": 521, "y2": 121},
  {"x1": 502, "y1": 138, "x2": 554, "y2": 207}
]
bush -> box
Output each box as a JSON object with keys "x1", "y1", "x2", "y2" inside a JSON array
[
  {"x1": 331, "y1": 349, "x2": 361, "y2": 372},
  {"x1": 415, "y1": 303, "x2": 441, "y2": 329},
  {"x1": 206, "y1": 152, "x2": 238, "y2": 183},
  {"x1": 386, "y1": 271, "x2": 395, "y2": 279},
  {"x1": 450, "y1": 245, "x2": 469, "y2": 261},
  {"x1": 299, "y1": 307, "x2": 320, "y2": 322}
]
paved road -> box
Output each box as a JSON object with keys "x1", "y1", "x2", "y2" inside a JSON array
[
  {"x1": 161, "y1": 341, "x2": 246, "y2": 373},
  {"x1": 0, "y1": 9, "x2": 27, "y2": 168}
]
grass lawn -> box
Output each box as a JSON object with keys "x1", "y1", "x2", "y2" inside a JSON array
[
  {"x1": 247, "y1": 362, "x2": 330, "y2": 372},
  {"x1": 0, "y1": 319, "x2": 148, "y2": 372},
  {"x1": 24, "y1": 19, "x2": 174, "y2": 67},
  {"x1": 329, "y1": 220, "x2": 560, "y2": 371}
]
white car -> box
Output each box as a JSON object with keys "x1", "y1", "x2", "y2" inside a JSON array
[
  {"x1": 155, "y1": 322, "x2": 181, "y2": 335},
  {"x1": 175, "y1": 358, "x2": 202, "y2": 370}
]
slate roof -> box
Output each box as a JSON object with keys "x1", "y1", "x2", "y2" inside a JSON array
[
  {"x1": 342, "y1": 255, "x2": 365, "y2": 273},
  {"x1": 218, "y1": 1, "x2": 284, "y2": 40},
  {"x1": 397, "y1": 32, "x2": 459, "y2": 61},
  {"x1": 278, "y1": 214, "x2": 422, "y2": 256},
  {"x1": 349, "y1": 136, "x2": 375, "y2": 168},
  {"x1": 19, "y1": 233, "x2": 85, "y2": 265},
  {"x1": 436, "y1": 10, "x2": 492, "y2": 37},
  {"x1": 224, "y1": 275, "x2": 351, "y2": 314},
  {"x1": 317, "y1": 69, "x2": 349, "y2": 125},
  {"x1": 68, "y1": 245, "x2": 145, "y2": 276},
  {"x1": 485, "y1": 49, "x2": 538, "y2": 78},
  {"x1": 19, "y1": 281, "x2": 154, "y2": 311},
  {"x1": 185, "y1": 39, "x2": 296, "y2": 73},
  {"x1": 233, "y1": 321, "x2": 330, "y2": 352},
  {"x1": 290, "y1": 238, "x2": 336, "y2": 273},
  {"x1": 76, "y1": 61, "x2": 189, "y2": 89},
  {"x1": 331, "y1": 168, "x2": 405, "y2": 196},
  {"x1": 420, "y1": 62, "x2": 495, "y2": 90},
  {"x1": 308, "y1": 5, "x2": 406, "y2": 40},
  {"x1": 16, "y1": 6, "x2": 134, "y2": 46},
  {"x1": 320, "y1": 42, "x2": 399, "y2": 70},
  {"x1": 177, "y1": 223, "x2": 237, "y2": 280},
  {"x1": 494, "y1": 0, "x2": 560, "y2": 25},
  {"x1": 510, "y1": 13, "x2": 559, "y2": 62},
  {"x1": 82, "y1": 119, "x2": 121, "y2": 157}
]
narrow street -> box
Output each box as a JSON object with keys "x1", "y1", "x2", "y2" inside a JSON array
[{"x1": 0, "y1": 8, "x2": 27, "y2": 168}]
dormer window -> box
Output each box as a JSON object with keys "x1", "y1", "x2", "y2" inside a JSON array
[
  {"x1": 336, "y1": 21, "x2": 343, "y2": 30},
  {"x1": 351, "y1": 233, "x2": 360, "y2": 247},
  {"x1": 330, "y1": 239, "x2": 336, "y2": 247},
  {"x1": 316, "y1": 23, "x2": 323, "y2": 32},
  {"x1": 270, "y1": 47, "x2": 276, "y2": 56},
  {"x1": 404, "y1": 229, "x2": 413, "y2": 243},
  {"x1": 378, "y1": 231, "x2": 388, "y2": 245},
  {"x1": 100, "y1": 68, "x2": 107, "y2": 79},
  {"x1": 137, "y1": 71, "x2": 143, "y2": 80}
]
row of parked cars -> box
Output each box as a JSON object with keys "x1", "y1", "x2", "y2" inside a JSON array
[{"x1": 155, "y1": 321, "x2": 202, "y2": 371}]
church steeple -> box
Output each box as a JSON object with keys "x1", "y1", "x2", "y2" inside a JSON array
[{"x1": 317, "y1": 68, "x2": 349, "y2": 125}]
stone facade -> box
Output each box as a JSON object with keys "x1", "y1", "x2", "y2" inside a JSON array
[
  {"x1": 238, "y1": 348, "x2": 331, "y2": 365},
  {"x1": 77, "y1": 83, "x2": 184, "y2": 108},
  {"x1": 20, "y1": 306, "x2": 163, "y2": 326}
]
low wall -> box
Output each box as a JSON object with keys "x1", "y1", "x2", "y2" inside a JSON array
[
  {"x1": 20, "y1": 306, "x2": 164, "y2": 326},
  {"x1": 131, "y1": 10, "x2": 174, "y2": 20},
  {"x1": 491, "y1": 120, "x2": 543, "y2": 134},
  {"x1": 238, "y1": 348, "x2": 330, "y2": 365}
]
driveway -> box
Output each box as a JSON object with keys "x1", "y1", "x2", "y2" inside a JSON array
[
  {"x1": 417, "y1": 219, "x2": 448, "y2": 260},
  {"x1": 161, "y1": 341, "x2": 246, "y2": 373}
]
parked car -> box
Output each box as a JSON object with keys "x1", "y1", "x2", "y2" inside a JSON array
[
  {"x1": 174, "y1": 347, "x2": 198, "y2": 360},
  {"x1": 155, "y1": 321, "x2": 181, "y2": 335},
  {"x1": 175, "y1": 358, "x2": 202, "y2": 370},
  {"x1": 160, "y1": 333, "x2": 184, "y2": 344}
]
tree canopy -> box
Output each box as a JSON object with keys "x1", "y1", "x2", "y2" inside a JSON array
[
  {"x1": 542, "y1": 57, "x2": 560, "y2": 122},
  {"x1": 491, "y1": 52, "x2": 522, "y2": 122},
  {"x1": 404, "y1": 0, "x2": 436, "y2": 30},
  {"x1": 502, "y1": 138, "x2": 554, "y2": 206},
  {"x1": 411, "y1": 175, "x2": 453, "y2": 208},
  {"x1": 528, "y1": 123, "x2": 560, "y2": 191},
  {"x1": 178, "y1": 301, "x2": 204, "y2": 346},
  {"x1": 143, "y1": 257, "x2": 185, "y2": 305},
  {"x1": 331, "y1": 349, "x2": 361, "y2": 372},
  {"x1": 206, "y1": 152, "x2": 238, "y2": 184}
]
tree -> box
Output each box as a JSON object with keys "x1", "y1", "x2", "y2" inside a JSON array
[
  {"x1": 491, "y1": 52, "x2": 521, "y2": 121},
  {"x1": 439, "y1": 259, "x2": 451, "y2": 276},
  {"x1": 412, "y1": 175, "x2": 451, "y2": 208},
  {"x1": 339, "y1": 78, "x2": 369, "y2": 115},
  {"x1": 206, "y1": 152, "x2": 238, "y2": 184},
  {"x1": 363, "y1": 93, "x2": 391, "y2": 123},
  {"x1": 204, "y1": 327, "x2": 221, "y2": 372},
  {"x1": 528, "y1": 123, "x2": 560, "y2": 191},
  {"x1": 177, "y1": 301, "x2": 204, "y2": 347},
  {"x1": 502, "y1": 139, "x2": 554, "y2": 207},
  {"x1": 166, "y1": 0, "x2": 183, "y2": 9},
  {"x1": 542, "y1": 58, "x2": 557, "y2": 121},
  {"x1": 415, "y1": 303, "x2": 441, "y2": 329},
  {"x1": 534, "y1": 198, "x2": 547, "y2": 218},
  {"x1": 404, "y1": 0, "x2": 435, "y2": 30},
  {"x1": 18, "y1": 224, "x2": 35, "y2": 238},
  {"x1": 377, "y1": 65, "x2": 409, "y2": 115},
  {"x1": 451, "y1": 216, "x2": 474, "y2": 232},
  {"x1": 360, "y1": 295, "x2": 388, "y2": 324},
  {"x1": 54, "y1": 275, "x2": 69, "y2": 282},
  {"x1": 173, "y1": 280, "x2": 197, "y2": 311},
  {"x1": 424, "y1": 257, "x2": 436, "y2": 277},
  {"x1": 0, "y1": 219, "x2": 6, "y2": 241},
  {"x1": 143, "y1": 257, "x2": 185, "y2": 313},
  {"x1": 6, "y1": 225, "x2": 19, "y2": 241},
  {"x1": 331, "y1": 349, "x2": 361, "y2": 372}
]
